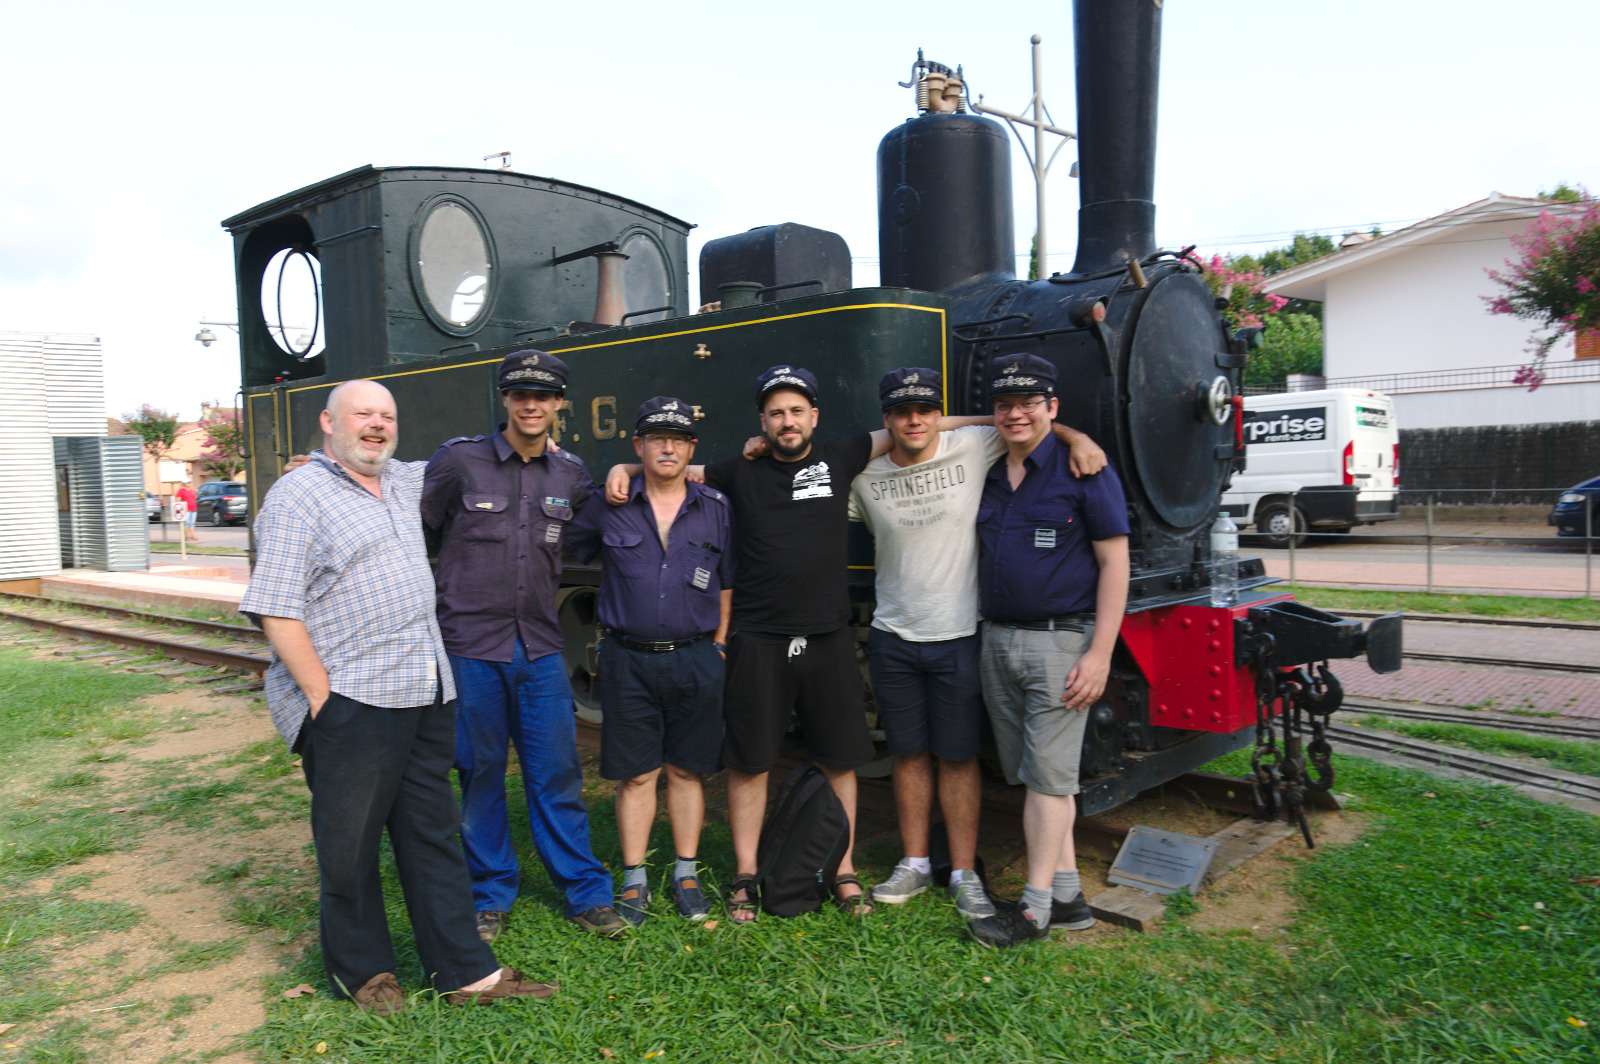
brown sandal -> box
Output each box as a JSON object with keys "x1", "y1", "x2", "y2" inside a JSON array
[{"x1": 832, "y1": 875, "x2": 874, "y2": 917}]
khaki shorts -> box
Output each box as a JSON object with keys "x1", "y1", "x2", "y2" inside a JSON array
[{"x1": 978, "y1": 621, "x2": 1093, "y2": 796}]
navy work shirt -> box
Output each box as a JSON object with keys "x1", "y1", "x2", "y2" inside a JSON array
[
  {"x1": 977, "y1": 432, "x2": 1130, "y2": 621},
  {"x1": 420, "y1": 431, "x2": 603, "y2": 662},
  {"x1": 567, "y1": 476, "x2": 734, "y2": 642}
]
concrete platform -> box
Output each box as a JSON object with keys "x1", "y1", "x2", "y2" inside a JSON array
[{"x1": 42, "y1": 566, "x2": 246, "y2": 612}]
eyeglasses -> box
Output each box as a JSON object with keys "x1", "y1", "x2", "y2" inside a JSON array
[{"x1": 992, "y1": 397, "x2": 1048, "y2": 415}]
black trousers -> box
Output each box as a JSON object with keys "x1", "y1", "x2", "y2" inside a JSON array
[{"x1": 299, "y1": 690, "x2": 497, "y2": 996}]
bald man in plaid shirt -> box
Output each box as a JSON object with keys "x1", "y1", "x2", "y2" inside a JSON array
[{"x1": 242, "y1": 379, "x2": 555, "y2": 1012}]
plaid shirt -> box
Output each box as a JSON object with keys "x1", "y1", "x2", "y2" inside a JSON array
[{"x1": 241, "y1": 451, "x2": 454, "y2": 749}]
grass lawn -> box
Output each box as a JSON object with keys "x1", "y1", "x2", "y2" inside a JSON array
[
  {"x1": 1284, "y1": 584, "x2": 1600, "y2": 623},
  {"x1": 149, "y1": 542, "x2": 248, "y2": 557},
  {"x1": 2, "y1": 644, "x2": 1597, "y2": 1062}
]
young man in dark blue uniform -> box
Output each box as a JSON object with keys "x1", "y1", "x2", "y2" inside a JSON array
[
  {"x1": 420, "y1": 351, "x2": 625, "y2": 942},
  {"x1": 566, "y1": 397, "x2": 733, "y2": 925},
  {"x1": 968, "y1": 353, "x2": 1130, "y2": 949}
]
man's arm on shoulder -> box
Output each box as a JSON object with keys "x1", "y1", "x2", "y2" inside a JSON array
[{"x1": 1051, "y1": 422, "x2": 1106, "y2": 478}]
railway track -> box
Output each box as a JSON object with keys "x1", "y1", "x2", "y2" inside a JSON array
[
  {"x1": 0, "y1": 598, "x2": 267, "y2": 677},
  {"x1": 1334, "y1": 608, "x2": 1600, "y2": 633},
  {"x1": 1322, "y1": 722, "x2": 1600, "y2": 813},
  {"x1": 1398, "y1": 650, "x2": 1600, "y2": 675},
  {"x1": 1342, "y1": 700, "x2": 1600, "y2": 740}
]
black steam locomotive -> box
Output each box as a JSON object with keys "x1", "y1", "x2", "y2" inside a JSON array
[{"x1": 225, "y1": 2, "x2": 1399, "y2": 830}]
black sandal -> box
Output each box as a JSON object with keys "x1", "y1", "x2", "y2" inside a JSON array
[
  {"x1": 726, "y1": 874, "x2": 759, "y2": 923},
  {"x1": 832, "y1": 875, "x2": 874, "y2": 917}
]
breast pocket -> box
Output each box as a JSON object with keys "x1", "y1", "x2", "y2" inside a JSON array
[
  {"x1": 540, "y1": 498, "x2": 574, "y2": 550},
  {"x1": 684, "y1": 544, "x2": 721, "y2": 595},
  {"x1": 602, "y1": 528, "x2": 651, "y2": 576},
  {"x1": 1023, "y1": 505, "x2": 1078, "y2": 553},
  {"x1": 460, "y1": 494, "x2": 509, "y2": 541}
]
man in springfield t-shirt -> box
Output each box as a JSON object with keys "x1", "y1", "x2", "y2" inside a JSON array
[{"x1": 609, "y1": 364, "x2": 990, "y2": 919}]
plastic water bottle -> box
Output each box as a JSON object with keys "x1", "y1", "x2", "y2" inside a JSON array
[{"x1": 1210, "y1": 511, "x2": 1239, "y2": 607}]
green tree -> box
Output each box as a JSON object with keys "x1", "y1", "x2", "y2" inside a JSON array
[
  {"x1": 1539, "y1": 183, "x2": 1584, "y2": 203},
  {"x1": 1245, "y1": 313, "x2": 1323, "y2": 389},
  {"x1": 122, "y1": 405, "x2": 178, "y2": 461},
  {"x1": 198, "y1": 412, "x2": 246, "y2": 480},
  {"x1": 1028, "y1": 233, "x2": 1040, "y2": 281},
  {"x1": 1258, "y1": 232, "x2": 1336, "y2": 276}
]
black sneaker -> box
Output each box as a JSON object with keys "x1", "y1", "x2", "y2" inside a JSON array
[
  {"x1": 475, "y1": 910, "x2": 509, "y2": 944},
  {"x1": 1051, "y1": 892, "x2": 1096, "y2": 931},
  {"x1": 616, "y1": 883, "x2": 651, "y2": 927},
  {"x1": 967, "y1": 905, "x2": 1050, "y2": 949},
  {"x1": 672, "y1": 874, "x2": 711, "y2": 921},
  {"x1": 568, "y1": 905, "x2": 629, "y2": 939}
]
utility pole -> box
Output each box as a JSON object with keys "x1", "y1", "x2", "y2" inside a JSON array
[{"x1": 971, "y1": 35, "x2": 1075, "y2": 277}]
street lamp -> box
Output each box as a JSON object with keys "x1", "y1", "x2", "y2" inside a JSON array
[{"x1": 194, "y1": 320, "x2": 238, "y2": 348}]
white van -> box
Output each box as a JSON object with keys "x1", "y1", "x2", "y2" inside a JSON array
[{"x1": 1222, "y1": 388, "x2": 1399, "y2": 546}]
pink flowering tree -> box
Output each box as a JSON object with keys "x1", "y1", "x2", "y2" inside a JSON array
[
  {"x1": 1196, "y1": 254, "x2": 1290, "y2": 331},
  {"x1": 198, "y1": 412, "x2": 246, "y2": 480},
  {"x1": 1484, "y1": 195, "x2": 1600, "y2": 390}
]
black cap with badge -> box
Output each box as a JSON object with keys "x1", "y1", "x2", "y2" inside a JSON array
[
  {"x1": 878, "y1": 366, "x2": 941, "y2": 411},
  {"x1": 754, "y1": 364, "x2": 819, "y2": 406},
  {"x1": 634, "y1": 396, "x2": 699, "y2": 439},
  {"x1": 989, "y1": 352, "x2": 1056, "y2": 397},
  {"x1": 497, "y1": 349, "x2": 569, "y2": 393}
]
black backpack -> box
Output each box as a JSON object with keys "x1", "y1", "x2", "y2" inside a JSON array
[{"x1": 756, "y1": 765, "x2": 850, "y2": 917}]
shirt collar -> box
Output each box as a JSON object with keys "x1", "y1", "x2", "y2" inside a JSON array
[
  {"x1": 310, "y1": 449, "x2": 394, "y2": 492},
  {"x1": 986, "y1": 431, "x2": 1060, "y2": 483},
  {"x1": 629, "y1": 475, "x2": 706, "y2": 509}
]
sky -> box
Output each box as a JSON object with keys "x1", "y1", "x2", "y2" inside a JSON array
[{"x1": 2, "y1": 0, "x2": 1594, "y2": 421}]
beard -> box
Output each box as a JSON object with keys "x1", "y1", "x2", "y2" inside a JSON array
[
  {"x1": 767, "y1": 426, "x2": 812, "y2": 460},
  {"x1": 329, "y1": 429, "x2": 396, "y2": 476}
]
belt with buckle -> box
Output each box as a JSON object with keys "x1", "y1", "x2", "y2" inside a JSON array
[
  {"x1": 990, "y1": 615, "x2": 1091, "y2": 632},
  {"x1": 608, "y1": 631, "x2": 713, "y2": 653}
]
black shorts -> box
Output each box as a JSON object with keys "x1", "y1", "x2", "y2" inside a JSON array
[
  {"x1": 722, "y1": 627, "x2": 874, "y2": 773},
  {"x1": 866, "y1": 627, "x2": 984, "y2": 761},
  {"x1": 597, "y1": 638, "x2": 724, "y2": 780}
]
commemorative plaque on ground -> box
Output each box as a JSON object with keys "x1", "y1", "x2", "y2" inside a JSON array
[{"x1": 1106, "y1": 826, "x2": 1219, "y2": 895}]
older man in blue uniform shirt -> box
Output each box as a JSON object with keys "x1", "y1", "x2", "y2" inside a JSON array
[
  {"x1": 968, "y1": 353, "x2": 1130, "y2": 949},
  {"x1": 567, "y1": 396, "x2": 733, "y2": 925},
  {"x1": 420, "y1": 351, "x2": 624, "y2": 942}
]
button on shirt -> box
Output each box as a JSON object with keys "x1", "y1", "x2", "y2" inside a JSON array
[
  {"x1": 566, "y1": 476, "x2": 734, "y2": 642},
  {"x1": 977, "y1": 433, "x2": 1130, "y2": 621},
  {"x1": 240, "y1": 451, "x2": 454, "y2": 750},
  {"x1": 420, "y1": 432, "x2": 604, "y2": 663}
]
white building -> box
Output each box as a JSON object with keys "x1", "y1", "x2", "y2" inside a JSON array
[{"x1": 1263, "y1": 194, "x2": 1599, "y2": 431}]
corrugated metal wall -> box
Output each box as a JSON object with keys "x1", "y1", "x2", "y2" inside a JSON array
[
  {"x1": 0, "y1": 335, "x2": 65, "y2": 580},
  {"x1": 43, "y1": 333, "x2": 108, "y2": 436},
  {"x1": 54, "y1": 436, "x2": 149, "y2": 571}
]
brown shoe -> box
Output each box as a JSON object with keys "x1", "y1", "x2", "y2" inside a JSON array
[
  {"x1": 352, "y1": 972, "x2": 406, "y2": 1015},
  {"x1": 445, "y1": 967, "x2": 558, "y2": 1006}
]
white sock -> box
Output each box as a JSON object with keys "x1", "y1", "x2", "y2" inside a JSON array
[
  {"x1": 903, "y1": 856, "x2": 932, "y2": 875},
  {"x1": 950, "y1": 867, "x2": 976, "y2": 886}
]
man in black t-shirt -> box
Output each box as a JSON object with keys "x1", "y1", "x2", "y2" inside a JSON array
[{"x1": 607, "y1": 365, "x2": 990, "y2": 919}]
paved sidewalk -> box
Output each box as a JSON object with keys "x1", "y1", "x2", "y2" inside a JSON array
[{"x1": 44, "y1": 566, "x2": 246, "y2": 612}]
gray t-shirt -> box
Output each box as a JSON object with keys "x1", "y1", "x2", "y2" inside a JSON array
[{"x1": 848, "y1": 426, "x2": 1005, "y2": 642}]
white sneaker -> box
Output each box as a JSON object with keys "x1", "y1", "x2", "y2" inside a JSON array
[{"x1": 871, "y1": 861, "x2": 931, "y2": 904}]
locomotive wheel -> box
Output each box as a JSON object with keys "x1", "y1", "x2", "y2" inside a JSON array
[
  {"x1": 1256, "y1": 500, "x2": 1307, "y2": 549},
  {"x1": 556, "y1": 586, "x2": 603, "y2": 725}
]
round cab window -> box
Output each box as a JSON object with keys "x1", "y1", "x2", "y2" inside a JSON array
[
  {"x1": 620, "y1": 231, "x2": 671, "y2": 323},
  {"x1": 417, "y1": 201, "x2": 492, "y2": 328}
]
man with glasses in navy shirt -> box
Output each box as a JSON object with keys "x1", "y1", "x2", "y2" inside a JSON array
[{"x1": 968, "y1": 353, "x2": 1130, "y2": 949}]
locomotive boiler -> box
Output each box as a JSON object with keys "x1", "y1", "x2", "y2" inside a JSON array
[{"x1": 225, "y1": 1, "x2": 1400, "y2": 833}]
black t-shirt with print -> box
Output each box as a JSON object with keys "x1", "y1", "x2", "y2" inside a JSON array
[{"x1": 705, "y1": 434, "x2": 873, "y2": 636}]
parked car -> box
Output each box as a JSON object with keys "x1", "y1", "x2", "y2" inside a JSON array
[
  {"x1": 144, "y1": 492, "x2": 163, "y2": 522},
  {"x1": 196, "y1": 481, "x2": 248, "y2": 526},
  {"x1": 1549, "y1": 475, "x2": 1600, "y2": 538}
]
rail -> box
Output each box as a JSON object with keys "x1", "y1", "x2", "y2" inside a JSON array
[{"x1": 1245, "y1": 357, "x2": 1600, "y2": 396}]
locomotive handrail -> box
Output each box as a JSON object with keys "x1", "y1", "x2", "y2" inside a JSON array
[
  {"x1": 756, "y1": 280, "x2": 825, "y2": 300},
  {"x1": 951, "y1": 313, "x2": 1032, "y2": 341},
  {"x1": 620, "y1": 305, "x2": 675, "y2": 324},
  {"x1": 438, "y1": 341, "x2": 480, "y2": 357}
]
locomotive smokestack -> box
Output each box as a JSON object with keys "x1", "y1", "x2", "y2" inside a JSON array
[{"x1": 1069, "y1": 0, "x2": 1161, "y2": 275}]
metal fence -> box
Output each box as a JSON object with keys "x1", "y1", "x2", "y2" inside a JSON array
[
  {"x1": 1246, "y1": 358, "x2": 1600, "y2": 397},
  {"x1": 1248, "y1": 487, "x2": 1595, "y2": 599}
]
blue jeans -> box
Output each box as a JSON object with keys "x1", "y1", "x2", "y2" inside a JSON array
[{"x1": 450, "y1": 643, "x2": 612, "y2": 916}]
